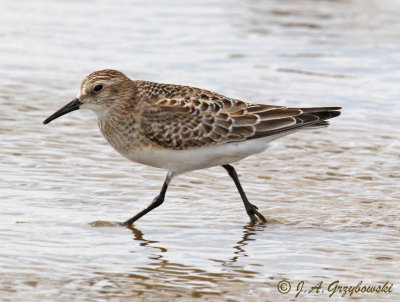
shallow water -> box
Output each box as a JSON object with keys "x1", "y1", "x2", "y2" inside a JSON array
[{"x1": 0, "y1": 0, "x2": 399, "y2": 301}]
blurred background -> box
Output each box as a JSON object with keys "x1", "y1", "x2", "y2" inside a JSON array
[{"x1": 0, "y1": 0, "x2": 399, "y2": 301}]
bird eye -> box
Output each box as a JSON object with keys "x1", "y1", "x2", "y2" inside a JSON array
[{"x1": 93, "y1": 84, "x2": 103, "y2": 92}]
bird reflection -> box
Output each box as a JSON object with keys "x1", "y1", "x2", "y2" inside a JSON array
[
  {"x1": 126, "y1": 224, "x2": 167, "y2": 254},
  {"x1": 127, "y1": 222, "x2": 267, "y2": 268},
  {"x1": 229, "y1": 222, "x2": 268, "y2": 263}
]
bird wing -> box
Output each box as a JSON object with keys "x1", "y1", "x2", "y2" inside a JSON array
[{"x1": 139, "y1": 90, "x2": 340, "y2": 150}]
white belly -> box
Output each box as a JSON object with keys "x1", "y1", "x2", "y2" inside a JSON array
[{"x1": 121, "y1": 133, "x2": 288, "y2": 175}]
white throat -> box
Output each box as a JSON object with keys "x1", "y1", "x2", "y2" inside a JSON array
[{"x1": 80, "y1": 103, "x2": 110, "y2": 121}]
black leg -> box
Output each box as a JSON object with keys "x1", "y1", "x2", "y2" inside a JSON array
[
  {"x1": 222, "y1": 164, "x2": 267, "y2": 223},
  {"x1": 122, "y1": 172, "x2": 173, "y2": 226}
]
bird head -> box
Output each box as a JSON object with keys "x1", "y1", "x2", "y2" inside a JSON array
[{"x1": 43, "y1": 69, "x2": 132, "y2": 124}]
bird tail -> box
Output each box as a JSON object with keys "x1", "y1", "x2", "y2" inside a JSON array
[
  {"x1": 240, "y1": 106, "x2": 341, "y2": 141},
  {"x1": 297, "y1": 107, "x2": 341, "y2": 129}
]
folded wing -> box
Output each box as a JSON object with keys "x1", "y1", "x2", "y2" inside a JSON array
[{"x1": 140, "y1": 95, "x2": 341, "y2": 150}]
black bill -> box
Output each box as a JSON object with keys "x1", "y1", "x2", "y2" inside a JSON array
[{"x1": 43, "y1": 98, "x2": 82, "y2": 124}]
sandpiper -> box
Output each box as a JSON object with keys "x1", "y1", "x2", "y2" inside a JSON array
[{"x1": 43, "y1": 69, "x2": 341, "y2": 225}]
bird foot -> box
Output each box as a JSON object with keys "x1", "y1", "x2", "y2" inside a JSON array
[{"x1": 246, "y1": 203, "x2": 267, "y2": 224}]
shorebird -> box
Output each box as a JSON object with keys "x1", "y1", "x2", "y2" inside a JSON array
[{"x1": 43, "y1": 69, "x2": 341, "y2": 225}]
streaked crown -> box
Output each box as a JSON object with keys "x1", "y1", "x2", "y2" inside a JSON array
[{"x1": 78, "y1": 69, "x2": 134, "y2": 110}]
